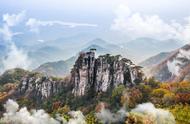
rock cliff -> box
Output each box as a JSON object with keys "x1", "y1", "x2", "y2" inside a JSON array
[
  {"x1": 17, "y1": 50, "x2": 143, "y2": 99},
  {"x1": 71, "y1": 49, "x2": 143, "y2": 96},
  {"x1": 17, "y1": 73, "x2": 70, "y2": 100}
]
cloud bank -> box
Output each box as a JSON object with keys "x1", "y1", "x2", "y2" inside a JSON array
[
  {"x1": 96, "y1": 102, "x2": 175, "y2": 124},
  {"x1": 26, "y1": 18, "x2": 97, "y2": 33},
  {"x1": 0, "y1": 99, "x2": 176, "y2": 124},
  {"x1": 3, "y1": 10, "x2": 26, "y2": 27},
  {"x1": 131, "y1": 103, "x2": 175, "y2": 124},
  {"x1": 1, "y1": 99, "x2": 60, "y2": 124},
  {"x1": 0, "y1": 11, "x2": 31, "y2": 72},
  {"x1": 0, "y1": 99, "x2": 87, "y2": 124},
  {"x1": 96, "y1": 108, "x2": 126, "y2": 123},
  {"x1": 111, "y1": 4, "x2": 190, "y2": 43},
  {"x1": 2, "y1": 43, "x2": 31, "y2": 71}
]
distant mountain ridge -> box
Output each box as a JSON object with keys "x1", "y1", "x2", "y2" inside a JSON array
[
  {"x1": 19, "y1": 50, "x2": 143, "y2": 99},
  {"x1": 33, "y1": 56, "x2": 76, "y2": 77},
  {"x1": 139, "y1": 52, "x2": 172, "y2": 67},
  {"x1": 0, "y1": 37, "x2": 184, "y2": 72},
  {"x1": 122, "y1": 37, "x2": 183, "y2": 62},
  {"x1": 34, "y1": 38, "x2": 127, "y2": 77},
  {"x1": 143, "y1": 43, "x2": 190, "y2": 82}
]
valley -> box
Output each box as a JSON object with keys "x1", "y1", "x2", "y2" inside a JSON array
[
  {"x1": 0, "y1": 47, "x2": 190, "y2": 124},
  {"x1": 0, "y1": 1, "x2": 190, "y2": 123}
]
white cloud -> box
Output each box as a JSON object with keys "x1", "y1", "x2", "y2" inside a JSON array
[
  {"x1": 96, "y1": 108, "x2": 126, "y2": 123},
  {"x1": 167, "y1": 60, "x2": 181, "y2": 76},
  {"x1": 0, "y1": 99, "x2": 87, "y2": 124},
  {"x1": 4, "y1": 99, "x2": 19, "y2": 113},
  {"x1": 96, "y1": 102, "x2": 175, "y2": 124},
  {"x1": 1, "y1": 100, "x2": 176, "y2": 124},
  {"x1": 131, "y1": 103, "x2": 175, "y2": 124},
  {"x1": 2, "y1": 43, "x2": 31, "y2": 71},
  {"x1": 0, "y1": 25, "x2": 23, "y2": 41},
  {"x1": 67, "y1": 111, "x2": 86, "y2": 124},
  {"x1": 167, "y1": 48, "x2": 190, "y2": 76},
  {"x1": 0, "y1": 11, "x2": 31, "y2": 72},
  {"x1": 3, "y1": 10, "x2": 26, "y2": 27},
  {"x1": 111, "y1": 4, "x2": 190, "y2": 43},
  {"x1": 1, "y1": 99, "x2": 60, "y2": 124},
  {"x1": 37, "y1": 39, "x2": 45, "y2": 43},
  {"x1": 0, "y1": 10, "x2": 25, "y2": 41},
  {"x1": 26, "y1": 18, "x2": 97, "y2": 33}
]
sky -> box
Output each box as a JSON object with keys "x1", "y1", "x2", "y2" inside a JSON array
[
  {"x1": 1, "y1": 0, "x2": 190, "y2": 43},
  {"x1": 0, "y1": 0, "x2": 190, "y2": 71}
]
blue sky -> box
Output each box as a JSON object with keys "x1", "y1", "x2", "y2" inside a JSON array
[{"x1": 1, "y1": 0, "x2": 190, "y2": 44}]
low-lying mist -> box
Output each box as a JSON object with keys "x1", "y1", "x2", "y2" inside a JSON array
[{"x1": 0, "y1": 99, "x2": 175, "y2": 124}]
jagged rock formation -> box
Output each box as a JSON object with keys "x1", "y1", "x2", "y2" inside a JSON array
[
  {"x1": 71, "y1": 49, "x2": 143, "y2": 96},
  {"x1": 17, "y1": 50, "x2": 143, "y2": 99},
  {"x1": 17, "y1": 73, "x2": 70, "y2": 100}
]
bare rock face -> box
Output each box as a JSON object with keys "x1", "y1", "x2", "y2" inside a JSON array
[
  {"x1": 18, "y1": 73, "x2": 68, "y2": 99},
  {"x1": 17, "y1": 50, "x2": 143, "y2": 99},
  {"x1": 71, "y1": 50, "x2": 143, "y2": 96}
]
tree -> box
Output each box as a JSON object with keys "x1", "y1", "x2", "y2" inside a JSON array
[
  {"x1": 121, "y1": 88, "x2": 142, "y2": 108},
  {"x1": 150, "y1": 88, "x2": 171, "y2": 106},
  {"x1": 137, "y1": 84, "x2": 152, "y2": 102},
  {"x1": 111, "y1": 85, "x2": 126, "y2": 108},
  {"x1": 170, "y1": 104, "x2": 190, "y2": 124}
]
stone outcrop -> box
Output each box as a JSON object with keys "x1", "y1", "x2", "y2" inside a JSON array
[
  {"x1": 17, "y1": 50, "x2": 143, "y2": 99},
  {"x1": 71, "y1": 50, "x2": 143, "y2": 96},
  {"x1": 18, "y1": 73, "x2": 69, "y2": 99}
]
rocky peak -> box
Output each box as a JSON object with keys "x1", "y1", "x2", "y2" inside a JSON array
[
  {"x1": 17, "y1": 73, "x2": 69, "y2": 100},
  {"x1": 17, "y1": 50, "x2": 143, "y2": 99},
  {"x1": 71, "y1": 50, "x2": 143, "y2": 96}
]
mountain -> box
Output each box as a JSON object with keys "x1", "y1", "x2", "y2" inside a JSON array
[
  {"x1": 33, "y1": 60, "x2": 70, "y2": 77},
  {"x1": 0, "y1": 38, "x2": 134, "y2": 71},
  {"x1": 9, "y1": 34, "x2": 95, "y2": 69},
  {"x1": 122, "y1": 37, "x2": 183, "y2": 62},
  {"x1": 33, "y1": 38, "x2": 129, "y2": 77},
  {"x1": 82, "y1": 44, "x2": 110, "y2": 55},
  {"x1": 33, "y1": 56, "x2": 76, "y2": 77},
  {"x1": 0, "y1": 68, "x2": 29, "y2": 85},
  {"x1": 28, "y1": 45, "x2": 67, "y2": 68},
  {"x1": 147, "y1": 44, "x2": 190, "y2": 82},
  {"x1": 14, "y1": 50, "x2": 143, "y2": 101},
  {"x1": 139, "y1": 52, "x2": 172, "y2": 68},
  {"x1": 47, "y1": 33, "x2": 96, "y2": 49},
  {"x1": 71, "y1": 51, "x2": 143, "y2": 96},
  {"x1": 0, "y1": 68, "x2": 29, "y2": 102},
  {"x1": 33, "y1": 43, "x2": 111, "y2": 77},
  {"x1": 84, "y1": 38, "x2": 134, "y2": 61},
  {"x1": 84, "y1": 38, "x2": 118, "y2": 49},
  {"x1": 0, "y1": 51, "x2": 183, "y2": 124},
  {"x1": 29, "y1": 38, "x2": 128, "y2": 69},
  {"x1": 33, "y1": 44, "x2": 110, "y2": 77}
]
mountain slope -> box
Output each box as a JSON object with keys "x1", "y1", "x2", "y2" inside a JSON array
[
  {"x1": 83, "y1": 38, "x2": 131, "y2": 59},
  {"x1": 17, "y1": 51, "x2": 143, "y2": 100},
  {"x1": 34, "y1": 56, "x2": 77, "y2": 77},
  {"x1": 33, "y1": 38, "x2": 127, "y2": 77},
  {"x1": 122, "y1": 37, "x2": 183, "y2": 62},
  {"x1": 139, "y1": 52, "x2": 172, "y2": 67},
  {"x1": 148, "y1": 44, "x2": 190, "y2": 82}
]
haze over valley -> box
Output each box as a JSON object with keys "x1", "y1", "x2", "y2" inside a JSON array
[{"x1": 0, "y1": 0, "x2": 190, "y2": 124}]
